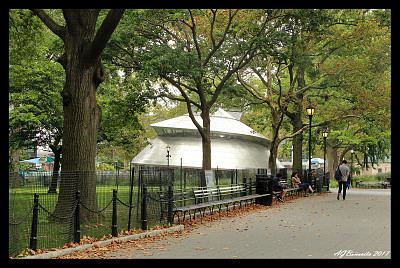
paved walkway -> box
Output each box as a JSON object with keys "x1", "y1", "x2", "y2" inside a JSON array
[{"x1": 107, "y1": 188, "x2": 391, "y2": 259}]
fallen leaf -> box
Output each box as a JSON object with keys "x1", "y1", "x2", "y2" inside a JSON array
[{"x1": 222, "y1": 247, "x2": 229, "y2": 250}]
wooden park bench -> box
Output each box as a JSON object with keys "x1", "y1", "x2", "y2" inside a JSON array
[
  {"x1": 158, "y1": 183, "x2": 271, "y2": 224},
  {"x1": 272, "y1": 178, "x2": 298, "y2": 201}
]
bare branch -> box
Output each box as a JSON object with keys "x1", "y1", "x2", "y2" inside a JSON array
[
  {"x1": 83, "y1": 9, "x2": 126, "y2": 61},
  {"x1": 188, "y1": 9, "x2": 202, "y2": 60},
  {"x1": 280, "y1": 114, "x2": 362, "y2": 143},
  {"x1": 31, "y1": 9, "x2": 66, "y2": 40}
]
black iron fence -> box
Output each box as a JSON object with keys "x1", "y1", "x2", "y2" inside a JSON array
[
  {"x1": 9, "y1": 171, "x2": 134, "y2": 257},
  {"x1": 8, "y1": 167, "x2": 263, "y2": 257},
  {"x1": 10, "y1": 166, "x2": 329, "y2": 258}
]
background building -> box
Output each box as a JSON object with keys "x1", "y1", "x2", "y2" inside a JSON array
[{"x1": 132, "y1": 108, "x2": 283, "y2": 170}]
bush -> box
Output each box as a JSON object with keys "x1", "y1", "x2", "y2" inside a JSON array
[{"x1": 353, "y1": 172, "x2": 391, "y2": 182}]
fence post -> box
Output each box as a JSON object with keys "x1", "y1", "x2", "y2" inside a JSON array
[
  {"x1": 141, "y1": 184, "x2": 147, "y2": 230},
  {"x1": 127, "y1": 167, "x2": 135, "y2": 231},
  {"x1": 74, "y1": 190, "x2": 81, "y2": 243},
  {"x1": 112, "y1": 189, "x2": 118, "y2": 237},
  {"x1": 167, "y1": 185, "x2": 173, "y2": 224},
  {"x1": 29, "y1": 193, "x2": 39, "y2": 251},
  {"x1": 243, "y1": 177, "x2": 247, "y2": 196}
]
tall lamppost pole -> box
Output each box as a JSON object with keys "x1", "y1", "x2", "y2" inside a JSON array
[
  {"x1": 350, "y1": 149, "x2": 354, "y2": 187},
  {"x1": 306, "y1": 104, "x2": 315, "y2": 183},
  {"x1": 322, "y1": 129, "x2": 328, "y2": 190}
]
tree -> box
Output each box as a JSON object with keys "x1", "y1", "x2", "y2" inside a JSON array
[
  {"x1": 231, "y1": 9, "x2": 390, "y2": 176},
  {"x1": 96, "y1": 68, "x2": 147, "y2": 165},
  {"x1": 9, "y1": 61, "x2": 64, "y2": 192},
  {"x1": 9, "y1": 9, "x2": 65, "y2": 193},
  {"x1": 314, "y1": 10, "x2": 391, "y2": 176},
  {"x1": 9, "y1": 9, "x2": 46, "y2": 172},
  {"x1": 31, "y1": 9, "x2": 125, "y2": 220},
  {"x1": 107, "y1": 9, "x2": 287, "y2": 171},
  {"x1": 234, "y1": 10, "x2": 342, "y2": 170}
]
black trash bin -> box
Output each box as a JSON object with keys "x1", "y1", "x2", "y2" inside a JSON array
[{"x1": 256, "y1": 174, "x2": 273, "y2": 206}]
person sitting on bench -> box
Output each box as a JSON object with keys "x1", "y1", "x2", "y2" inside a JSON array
[
  {"x1": 291, "y1": 171, "x2": 314, "y2": 197},
  {"x1": 273, "y1": 173, "x2": 287, "y2": 203}
]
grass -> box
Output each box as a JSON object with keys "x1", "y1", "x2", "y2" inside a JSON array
[
  {"x1": 9, "y1": 183, "x2": 163, "y2": 258},
  {"x1": 328, "y1": 172, "x2": 391, "y2": 188}
]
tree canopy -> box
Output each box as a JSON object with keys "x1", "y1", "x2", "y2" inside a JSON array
[{"x1": 10, "y1": 9, "x2": 390, "y2": 178}]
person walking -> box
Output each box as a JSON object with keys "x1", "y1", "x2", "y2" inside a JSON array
[{"x1": 337, "y1": 160, "x2": 350, "y2": 200}]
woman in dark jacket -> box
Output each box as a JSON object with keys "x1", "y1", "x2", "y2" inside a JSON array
[{"x1": 273, "y1": 173, "x2": 287, "y2": 202}]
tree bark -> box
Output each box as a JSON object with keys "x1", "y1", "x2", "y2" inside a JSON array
[
  {"x1": 327, "y1": 138, "x2": 338, "y2": 180},
  {"x1": 56, "y1": 10, "x2": 104, "y2": 221},
  {"x1": 288, "y1": 111, "x2": 305, "y2": 174},
  {"x1": 268, "y1": 108, "x2": 284, "y2": 169},
  {"x1": 288, "y1": 67, "x2": 306, "y2": 174},
  {"x1": 32, "y1": 9, "x2": 125, "y2": 222},
  {"x1": 48, "y1": 144, "x2": 61, "y2": 194},
  {"x1": 201, "y1": 111, "x2": 212, "y2": 171}
]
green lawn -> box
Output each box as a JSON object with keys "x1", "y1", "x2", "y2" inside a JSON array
[{"x1": 9, "y1": 184, "x2": 154, "y2": 257}]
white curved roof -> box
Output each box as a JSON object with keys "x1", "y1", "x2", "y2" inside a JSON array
[{"x1": 150, "y1": 108, "x2": 269, "y2": 146}]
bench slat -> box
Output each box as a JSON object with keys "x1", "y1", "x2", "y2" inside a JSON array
[{"x1": 159, "y1": 183, "x2": 270, "y2": 221}]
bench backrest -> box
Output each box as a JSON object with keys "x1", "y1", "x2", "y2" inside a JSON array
[
  {"x1": 217, "y1": 185, "x2": 246, "y2": 199},
  {"x1": 194, "y1": 187, "x2": 218, "y2": 203},
  {"x1": 159, "y1": 184, "x2": 248, "y2": 207},
  {"x1": 194, "y1": 184, "x2": 246, "y2": 204}
]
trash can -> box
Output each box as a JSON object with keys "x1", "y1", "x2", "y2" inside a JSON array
[{"x1": 256, "y1": 174, "x2": 273, "y2": 206}]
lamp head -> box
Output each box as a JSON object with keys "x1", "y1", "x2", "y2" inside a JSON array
[
  {"x1": 306, "y1": 103, "x2": 315, "y2": 116},
  {"x1": 322, "y1": 129, "x2": 328, "y2": 138}
]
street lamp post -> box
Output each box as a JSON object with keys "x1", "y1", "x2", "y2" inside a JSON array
[
  {"x1": 166, "y1": 145, "x2": 171, "y2": 168},
  {"x1": 306, "y1": 104, "x2": 315, "y2": 185},
  {"x1": 350, "y1": 149, "x2": 354, "y2": 187},
  {"x1": 322, "y1": 129, "x2": 328, "y2": 190}
]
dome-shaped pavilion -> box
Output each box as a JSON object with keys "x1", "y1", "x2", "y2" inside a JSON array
[{"x1": 132, "y1": 108, "x2": 283, "y2": 170}]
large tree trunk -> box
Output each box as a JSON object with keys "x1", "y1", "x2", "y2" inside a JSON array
[
  {"x1": 327, "y1": 138, "x2": 338, "y2": 180},
  {"x1": 289, "y1": 67, "x2": 306, "y2": 174},
  {"x1": 268, "y1": 143, "x2": 278, "y2": 170},
  {"x1": 268, "y1": 109, "x2": 283, "y2": 170},
  {"x1": 52, "y1": 11, "x2": 104, "y2": 221},
  {"x1": 201, "y1": 109, "x2": 212, "y2": 171},
  {"x1": 291, "y1": 113, "x2": 305, "y2": 174},
  {"x1": 32, "y1": 9, "x2": 125, "y2": 222}
]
